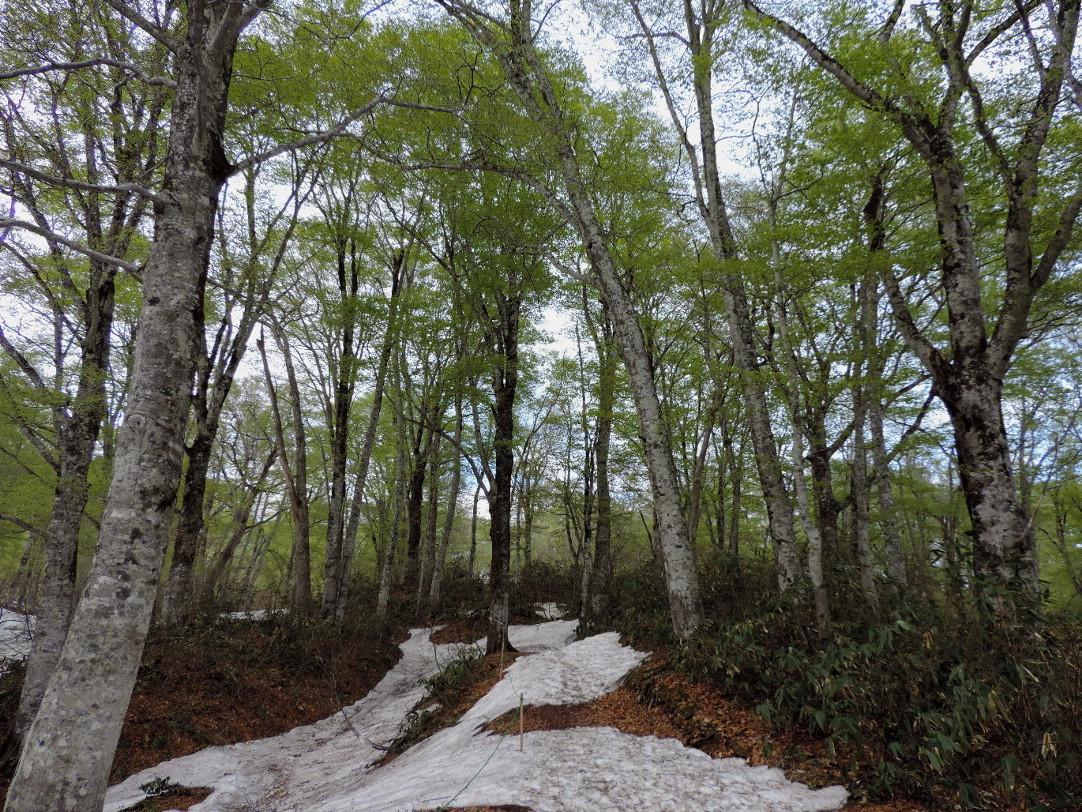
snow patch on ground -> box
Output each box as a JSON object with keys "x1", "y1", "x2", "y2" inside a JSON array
[
  {"x1": 105, "y1": 619, "x2": 847, "y2": 812},
  {"x1": 219, "y1": 609, "x2": 286, "y2": 621},
  {"x1": 0, "y1": 609, "x2": 33, "y2": 672},
  {"x1": 535, "y1": 601, "x2": 566, "y2": 619},
  {"x1": 461, "y1": 632, "x2": 642, "y2": 727}
]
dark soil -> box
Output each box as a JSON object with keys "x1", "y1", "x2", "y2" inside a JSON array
[{"x1": 0, "y1": 615, "x2": 400, "y2": 804}]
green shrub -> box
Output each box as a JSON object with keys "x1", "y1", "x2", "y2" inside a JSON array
[{"x1": 676, "y1": 597, "x2": 1082, "y2": 810}]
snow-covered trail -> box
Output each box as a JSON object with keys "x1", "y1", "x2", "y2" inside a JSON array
[
  {"x1": 105, "y1": 618, "x2": 848, "y2": 812},
  {"x1": 104, "y1": 620, "x2": 578, "y2": 812}
]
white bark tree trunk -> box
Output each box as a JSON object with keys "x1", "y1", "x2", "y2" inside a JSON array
[
  {"x1": 438, "y1": 0, "x2": 703, "y2": 638},
  {"x1": 4, "y1": 5, "x2": 266, "y2": 807}
]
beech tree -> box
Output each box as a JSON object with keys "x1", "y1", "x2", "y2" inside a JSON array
[
  {"x1": 743, "y1": 0, "x2": 1081, "y2": 604},
  {"x1": 159, "y1": 152, "x2": 315, "y2": 623},
  {"x1": 0, "y1": 0, "x2": 167, "y2": 736},
  {"x1": 437, "y1": 0, "x2": 704, "y2": 638},
  {"x1": 2, "y1": 0, "x2": 399, "y2": 805},
  {"x1": 621, "y1": 0, "x2": 802, "y2": 591}
]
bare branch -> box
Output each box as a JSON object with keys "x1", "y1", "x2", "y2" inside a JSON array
[
  {"x1": 967, "y1": 0, "x2": 1043, "y2": 68},
  {"x1": 884, "y1": 384, "x2": 939, "y2": 464},
  {"x1": 964, "y1": 79, "x2": 1011, "y2": 184},
  {"x1": 231, "y1": 95, "x2": 392, "y2": 175},
  {"x1": 0, "y1": 512, "x2": 47, "y2": 540},
  {"x1": 540, "y1": 247, "x2": 592, "y2": 284},
  {"x1": 880, "y1": 261, "x2": 947, "y2": 380},
  {"x1": 0, "y1": 158, "x2": 165, "y2": 204},
  {"x1": 103, "y1": 0, "x2": 178, "y2": 51},
  {"x1": 878, "y1": 0, "x2": 908, "y2": 43},
  {"x1": 0, "y1": 325, "x2": 49, "y2": 394},
  {"x1": 1, "y1": 245, "x2": 79, "y2": 337},
  {"x1": 0, "y1": 218, "x2": 142, "y2": 273},
  {"x1": 741, "y1": 1, "x2": 898, "y2": 116},
  {"x1": 1034, "y1": 179, "x2": 1082, "y2": 288},
  {"x1": 628, "y1": 0, "x2": 710, "y2": 226},
  {"x1": 0, "y1": 58, "x2": 175, "y2": 87}
]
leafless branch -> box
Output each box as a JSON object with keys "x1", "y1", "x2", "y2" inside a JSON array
[
  {"x1": 0, "y1": 513, "x2": 46, "y2": 540},
  {"x1": 878, "y1": 0, "x2": 908, "y2": 43},
  {"x1": 103, "y1": 0, "x2": 178, "y2": 51},
  {"x1": 0, "y1": 58, "x2": 175, "y2": 87},
  {"x1": 0, "y1": 158, "x2": 165, "y2": 204},
  {"x1": 231, "y1": 95, "x2": 391, "y2": 174},
  {"x1": 0, "y1": 218, "x2": 142, "y2": 272}
]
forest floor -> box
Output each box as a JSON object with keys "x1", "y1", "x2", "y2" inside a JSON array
[
  {"x1": 423, "y1": 617, "x2": 929, "y2": 812},
  {"x1": 1, "y1": 607, "x2": 938, "y2": 811},
  {"x1": 0, "y1": 614, "x2": 402, "y2": 809}
]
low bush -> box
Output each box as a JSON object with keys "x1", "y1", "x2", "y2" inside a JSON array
[
  {"x1": 675, "y1": 593, "x2": 1082, "y2": 810},
  {"x1": 511, "y1": 560, "x2": 578, "y2": 619}
]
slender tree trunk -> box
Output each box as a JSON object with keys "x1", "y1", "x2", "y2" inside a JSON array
[
  {"x1": 440, "y1": 0, "x2": 702, "y2": 638},
  {"x1": 630, "y1": 0, "x2": 799, "y2": 590},
  {"x1": 851, "y1": 380, "x2": 880, "y2": 612},
  {"x1": 486, "y1": 294, "x2": 519, "y2": 656},
  {"x1": 728, "y1": 433, "x2": 742, "y2": 559},
  {"x1": 522, "y1": 487, "x2": 535, "y2": 568},
  {"x1": 322, "y1": 236, "x2": 361, "y2": 616},
  {"x1": 402, "y1": 433, "x2": 427, "y2": 588},
  {"x1": 806, "y1": 413, "x2": 843, "y2": 578},
  {"x1": 335, "y1": 257, "x2": 404, "y2": 618},
  {"x1": 259, "y1": 325, "x2": 311, "y2": 614},
  {"x1": 428, "y1": 400, "x2": 463, "y2": 609},
  {"x1": 202, "y1": 449, "x2": 276, "y2": 599},
  {"x1": 468, "y1": 480, "x2": 481, "y2": 573},
  {"x1": 416, "y1": 435, "x2": 441, "y2": 606},
  {"x1": 4, "y1": 5, "x2": 264, "y2": 806},
  {"x1": 773, "y1": 254, "x2": 829, "y2": 627},
  {"x1": 582, "y1": 302, "x2": 616, "y2": 631},
  {"x1": 859, "y1": 177, "x2": 907, "y2": 589},
  {"x1": 377, "y1": 390, "x2": 409, "y2": 620},
  {"x1": 15, "y1": 272, "x2": 114, "y2": 737},
  {"x1": 159, "y1": 425, "x2": 213, "y2": 623},
  {"x1": 790, "y1": 413, "x2": 829, "y2": 628}
]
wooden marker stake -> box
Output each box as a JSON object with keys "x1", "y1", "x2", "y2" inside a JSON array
[{"x1": 519, "y1": 694, "x2": 525, "y2": 751}]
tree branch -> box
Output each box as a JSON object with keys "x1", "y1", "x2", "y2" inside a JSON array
[
  {"x1": 0, "y1": 58, "x2": 175, "y2": 87},
  {"x1": 967, "y1": 1, "x2": 1043, "y2": 68},
  {"x1": 103, "y1": 0, "x2": 178, "y2": 51},
  {"x1": 0, "y1": 325, "x2": 49, "y2": 394},
  {"x1": 0, "y1": 158, "x2": 165, "y2": 204},
  {"x1": 879, "y1": 0, "x2": 908, "y2": 43},
  {"x1": 880, "y1": 261, "x2": 946, "y2": 380},
  {"x1": 0, "y1": 512, "x2": 47, "y2": 540},
  {"x1": 231, "y1": 95, "x2": 392, "y2": 175},
  {"x1": 0, "y1": 218, "x2": 142, "y2": 273},
  {"x1": 741, "y1": 1, "x2": 896, "y2": 116}
]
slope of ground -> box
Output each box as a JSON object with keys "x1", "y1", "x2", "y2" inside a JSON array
[
  {"x1": 3, "y1": 607, "x2": 930, "y2": 811},
  {"x1": 106, "y1": 622, "x2": 852, "y2": 812},
  {"x1": 0, "y1": 614, "x2": 400, "y2": 805}
]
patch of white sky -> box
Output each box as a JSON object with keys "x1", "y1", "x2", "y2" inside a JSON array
[{"x1": 515, "y1": 0, "x2": 763, "y2": 362}]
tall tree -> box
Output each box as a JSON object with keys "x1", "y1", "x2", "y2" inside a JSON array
[
  {"x1": 743, "y1": 0, "x2": 1081, "y2": 603},
  {"x1": 159, "y1": 152, "x2": 314, "y2": 623},
  {"x1": 624, "y1": 0, "x2": 802, "y2": 591},
  {"x1": 3, "y1": 0, "x2": 395, "y2": 803},
  {"x1": 1, "y1": 0, "x2": 168, "y2": 735},
  {"x1": 437, "y1": 0, "x2": 704, "y2": 638}
]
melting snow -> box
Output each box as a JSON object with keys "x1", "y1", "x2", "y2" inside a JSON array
[
  {"x1": 0, "y1": 609, "x2": 33, "y2": 673},
  {"x1": 534, "y1": 601, "x2": 566, "y2": 620},
  {"x1": 105, "y1": 619, "x2": 847, "y2": 812}
]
